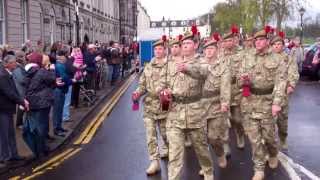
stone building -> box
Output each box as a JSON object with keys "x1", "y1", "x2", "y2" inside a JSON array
[
  {"x1": 119, "y1": 0, "x2": 137, "y2": 45},
  {"x1": 137, "y1": 0, "x2": 151, "y2": 39},
  {"x1": 0, "y1": 0, "x2": 137, "y2": 50}
]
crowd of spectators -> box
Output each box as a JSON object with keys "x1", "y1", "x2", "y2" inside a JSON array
[{"x1": 0, "y1": 40, "x2": 137, "y2": 168}]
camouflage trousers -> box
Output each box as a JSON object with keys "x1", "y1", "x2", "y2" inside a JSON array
[
  {"x1": 143, "y1": 117, "x2": 168, "y2": 160},
  {"x1": 230, "y1": 105, "x2": 245, "y2": 138},
  {"x1": 244, "y1": 118, "x2": 279, "y2": 171},
  {"x1": 167, "y1": 127, "x2": 213, "y2": 180},
  {"x1": 207, "y1": 116, "x2": 229, "y2": 157},
  {"x1": 277, "y1": 104, "x2": 289, "y2": 141}
]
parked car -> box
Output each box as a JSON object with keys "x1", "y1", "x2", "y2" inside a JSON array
[{"x1": 301, "y1": 43, "x2": 320, "y2": 80}]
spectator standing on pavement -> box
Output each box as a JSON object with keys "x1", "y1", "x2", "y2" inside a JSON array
[
  {"x1": 49, "y1": 42, "x2": 62, "y2": 64},
  {"x1": 63, "y1": 46, "x2": 76, "y2": 122},
  {"x1": 290, "y1": 37, "x2": 304, "y2": 73},
  {"x1": 103, "y1": 41, "x2": 113, "y2": 84},
  {"x1": 0, "y1": 55, "x2": 29, "y2": 168},
  {"x1": 21, "y1": 40, "x2": 33, "y2": 55},
  {"x1": 0, "y1": 46, "x2": 4, "y2": 63},
  {"x1": 84, "y1": 44, "x2": 98, "y2": 90},
  {"x1": 12, "y1": 51, "x2": 27, "y2": 128},
  {"x1": 109, "y1": 42, "x2": 121, "y2": 85},
  {"x1": 128, "y1": 47, "x2": 134, "y2": 70},
  {"x1": 35, "y1": 40, "x2": 44, "y2": 54},
  {"x1": 121, "y1": 46, "x2": 129, "y2": 78},
  {"x1": 53, "y1": 47, "x2": 74, "y2": 137},
  {"x1": 71, "y1": 47, "x2": 85, "y2": 109},
  {"x1": 311, "y1": 38, "x2": 320, "y2": 66},
  {"x1": 23, "y1": 55, "x2": 57, "y2": 158}
]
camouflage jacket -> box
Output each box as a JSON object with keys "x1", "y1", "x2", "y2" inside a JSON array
[
  {"x1": 238, "y1": 50, "x2": 288, "y2": 120},
  {"x1": 165, "y1": 56, "x2": 205, "y2": 129},
  {"x1": 185, "y1": 57, "x2": 231, "y2": 119},
  {"x1": 276, "y1": 52, "x2": 299, "y2": 106},
  {"x1": 168, "y1": 55, "x2": 182, "y2": 62},
  {"x1": 285, "y1": 52, "x2": 299, "y2": 89},
  {"x1": 134, "y1": 57, "x2": 168, "y2": 119},
  {"x1": 224, "y1": 49, "x2": 243, "y2": 106}
]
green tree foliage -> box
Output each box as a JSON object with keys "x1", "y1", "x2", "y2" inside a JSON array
[{"x1": 210, "y1": 0, "x2": 303, "y2": 35}]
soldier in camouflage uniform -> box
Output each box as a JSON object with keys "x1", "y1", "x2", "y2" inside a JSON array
[
  {"x1": 243, "y1": 35, "x2": 254, "y2": 51},
  {"x1": 162, "y1": 32, "x2": 214, "y2": 180},
  {"x1": 132, "y1": 39, "x2": 169, "y2": 175},
  {"x1": 270, "y1": 35, "x2": 299, "y2": 149},
  {"x1": 169, "y1": 38, "x2": 183, "y2": 62},
  {"x1": 238, "y1": 29, "x2": 288, "y2": 180},
  {"x1": 220, "y1": 31, "x2": 246, "y2": 155},
  {"x1": 169, "y1": 37, "x2": 194, "y2": 148},
  {"x1": 180, "y1": 40, "x2": 231, "y2": 175}
]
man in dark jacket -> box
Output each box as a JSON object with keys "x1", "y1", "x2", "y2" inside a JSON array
[
  {"x1": 12, "y1": 51, "x2": 27, "y2": 128},
  {"x1": 109, "y1": 42, "x2": 121, "y2": 85},
  {"x1": 53, "y1": 48, "x2": 74, "y2": 137},
  {"x1": 84, "y1": 44, "x2": 98, "y2": 90},
  {"x1": 0, "y1": 55, "x2": 29, "y2": 167},
  {"x1": 24, "y1": 56, "x2": 57, "y2": 158}
]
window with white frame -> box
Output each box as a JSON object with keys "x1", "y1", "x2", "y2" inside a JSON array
[
  {"x1": 21, "y1": 0, "x2": 29, "y2": 43},
  {"x1": 0, "y1": 0, "x2": 5, "y2": 45}
]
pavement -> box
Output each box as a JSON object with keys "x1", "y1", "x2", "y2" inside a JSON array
[
  {"x1": 0, "y1": 69, "x2": 135, "y2": 175},
  {"x1": 1, "y1": 78, "x2": 320, "y2": 180}
]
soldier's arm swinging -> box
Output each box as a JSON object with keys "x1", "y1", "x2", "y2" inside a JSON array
[
  {"x1": 181, "y1": 63, "x2": 209, "y2": 79},
  {"x1": 133, "y1": 66, "x2": 148, "y2": 99},
  {"x1": 272, "y1": 60, "x2": 289, "y2": 110},
  {"x1": 287, "y1": 55, "x2": 300, "y2": 90},
  {"x1": 220, "y1": 59, "x2": 232, "y2": 111}
]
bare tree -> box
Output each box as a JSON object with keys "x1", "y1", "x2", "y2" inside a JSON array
[
  {"x1": 256, "y1": 0, "x2": 273, "y2": 27},
  {"x1": 271, "y1": 0, "x2": 305, "y2": 30}
]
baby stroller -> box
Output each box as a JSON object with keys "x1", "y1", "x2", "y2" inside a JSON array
[{"x1": 79, "y1": 71, "x2": 97, "y2": 107}]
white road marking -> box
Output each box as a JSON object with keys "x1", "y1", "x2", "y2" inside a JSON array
[
  {"x1": 279, "y1": 152, "x2": 320, "y2": 180},
  {"x1": 278, "y1": 152, "x2": 301, "y2": 180}
]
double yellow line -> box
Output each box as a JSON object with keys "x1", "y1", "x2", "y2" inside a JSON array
[
  {"x1": 10, "y1": 74, "x2": 137, "y2": 180},
  {"x1": 75, "y1": 74, "x2": 136, "y2": 145}
]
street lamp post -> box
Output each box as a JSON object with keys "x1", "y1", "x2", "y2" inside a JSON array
[
  {"x1": 73, "y1": 0, "x2": 80, "y2": 46},
  {"x1": 299, "y1": 7, "x2": 305, "y2": 44},
  {"x1": 168, "y1": 18, "x2": 172, "y2": 39},
  {"x1": 162, "y1": 16, "x2": 165, "y2": 35}
]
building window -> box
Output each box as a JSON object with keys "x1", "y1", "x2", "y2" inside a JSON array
[
  {"x1": 50, "y1": 15, "x2": 55, "y2": 44},
  {"x1": 61, "y1": 9, "x2": 66, "y2": 41},
  {"x1": 21, "y1": 0, "x2": 29, "y2": 43},
  {"x1": 0, "y1": 0, "x2": 5, "y2": 45}
]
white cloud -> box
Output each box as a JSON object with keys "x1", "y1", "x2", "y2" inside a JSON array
[
  {"x1": 139, "y1": 0, "x2": 320, "y2": 22},
  {"x1": 139, "y1": 0, "x2": 225, "y2": 21}
]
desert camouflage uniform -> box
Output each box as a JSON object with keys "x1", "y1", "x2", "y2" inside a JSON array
[
  {"x1": 276, "y1": 52, "x2": 299, "y2": 143},
  {"x1": 165, "y1": 56, "x2": 213, "y2": 180},
  {"x1": 238, "y1": 50, "x2": 288, "y2": 172},
  {"x1": 228, "y1": 49, "x2": 246, "y2": 141},
  {"x1": 185, "y1": 56, "x2": 231, "y2": 157},
  {"x1": 134, "y1": 57, "x2": 168, "y2": 161}
]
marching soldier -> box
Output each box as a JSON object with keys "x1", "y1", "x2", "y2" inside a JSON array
[
  {"x1": 270, "y1": 34, "x2": 299, "y2": 149},
  {"x1": 220, "y1": 29, "x2": 246, "y2": 155},
  {"x1": 243, "y1": 35, "x2": 254, "y2": 50},
  {"x1": 238, "y1": 29, "x2": 288, "y2": 180},
  {"x1": 179, "y1": 40, "x2": 231, "y2": 175},
  {"x1": 169, "y1": 37, "x2": 183, "y2": 62},
  {"x1": 162, "y1": 31, "x2": 214, "y2": 180},
  {"x1": 169, "y1": 37, "x2": 194, "y2": 147},
  {"x1": 132, "y1": 38, "x2": 169, "y2": 175}
]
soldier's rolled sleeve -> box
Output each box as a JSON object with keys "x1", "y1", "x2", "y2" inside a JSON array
[
  {"x1": 135, "y1": 70, "x2": 147, "y2": 95},
  {"x1": 237, "y1": 54, "x2": 247, "y2": 88},
  {"x1": 287, "y1": 56, "x2": 299, "y2": 88},
  {"x1": 220, "y1": 60, "x2": 231, "y2": 106},
  {"x1": 185, "y1": 63, "x2": 208, "y2": 79},
  {"x1": 273, "y1": 61, "x2": 288, "y2": 105}
]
